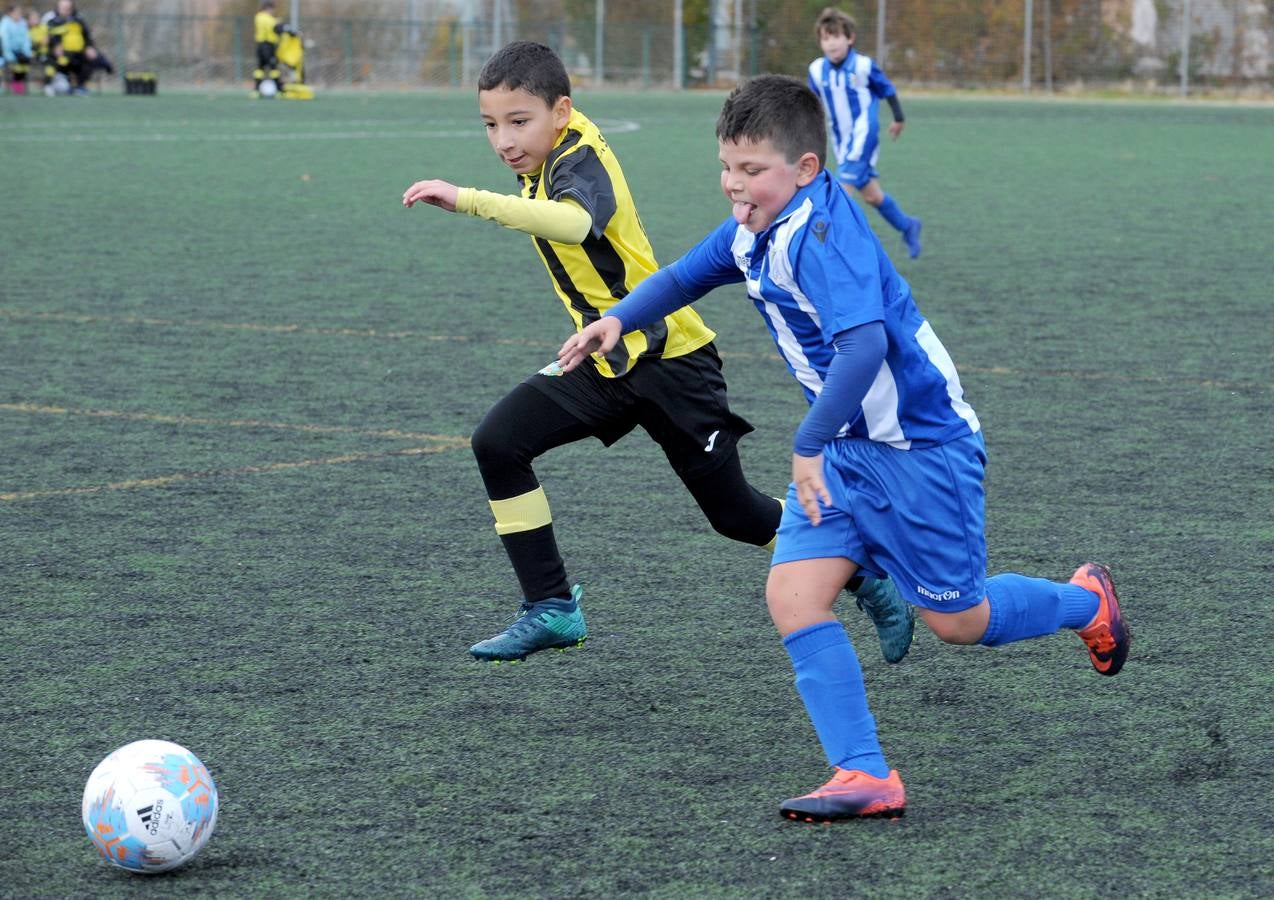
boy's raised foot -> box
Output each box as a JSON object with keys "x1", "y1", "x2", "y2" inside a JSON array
[
  {"x1": 1070, "y1": 563, "x2": 1130, "y2": 676},
  {"x1": 851, "y1": 577, "x2": 914, "y2": 664},
  {"x1": 904, "y1": 217, "x2": 923, "y2": 258},
  {"x1": 780, "y1": 768, "x2": 906, "y2": 823},
  {"x1": 469, "y1": 584, "x2": 587, "y2": 662}
]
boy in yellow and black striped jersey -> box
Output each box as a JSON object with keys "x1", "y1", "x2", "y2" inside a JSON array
[
  {"x1": 253, "y1": 0, "x2": 283, "y2": 96},
  {"x1": 403, "y1": 41, "x2": 911, "y2": 663}
]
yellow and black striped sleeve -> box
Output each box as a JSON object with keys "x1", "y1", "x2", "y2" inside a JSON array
[{"x1": 544, "y1": 137, "x2": 616, "y2": 239}]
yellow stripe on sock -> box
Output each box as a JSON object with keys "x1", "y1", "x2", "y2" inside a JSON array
[{"x1": 489, "y1": 486, "x2": 552, "y2": 536}]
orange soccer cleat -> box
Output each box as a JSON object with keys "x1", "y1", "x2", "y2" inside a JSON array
[
  {"x1": 779, "y1": 767, "x2": 906, "y2": 823},
  {"x1": 1070, "y1": 563, "x2": 1131, "y2": 676}
]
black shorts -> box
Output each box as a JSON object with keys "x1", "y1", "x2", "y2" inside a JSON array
[
  {"x1": 256, "y1": 42, "x2": 277, "y2": 69},
  {"x1": 523, "y1": 343, "x2": 755, "y2": 479}
]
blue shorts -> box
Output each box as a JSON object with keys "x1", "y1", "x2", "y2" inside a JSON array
[
  {"x1": 835, "y1": 158, "x2": 879, "y2": 190},
  {"x1": 771, "y1": 432, "x2": 988, "y2": 612}
]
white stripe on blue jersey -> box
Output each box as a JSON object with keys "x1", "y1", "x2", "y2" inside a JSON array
[
  {"x1": 807, "y1": 51, "x2": 894, "y2": 168},
  {"x1": 673, "y1": 170, "x2": 978, "y2": 451}
]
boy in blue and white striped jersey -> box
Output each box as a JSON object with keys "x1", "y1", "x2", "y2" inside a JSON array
[
  {"x1": 808, "y1": 7, "x2": 922, "y2": 258},
  {"x1": 557, "y1": 75, "x2": 1131, "y2": 823}
]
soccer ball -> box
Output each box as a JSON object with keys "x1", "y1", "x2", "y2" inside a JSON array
[
  {"x1": 257, "y1": 78, "x2": 278, "y2": 98},
  {"x1": 81, "y1": 739, "x2": 218, "y2": 874}
]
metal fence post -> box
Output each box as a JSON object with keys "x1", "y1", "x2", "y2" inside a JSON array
[
  {"x1": 876, "y1": 0, "x2": 886, "y2": 66},
  {"x1": 448, "y1": 18, "x2": 457, "y2": 86},
  {"x1": 595, "y1": 0, "x2": 605, "y2": 87},
  {"x1": 461, "y1": 5, "x2": 471, "y2": 88},
  {"x1": 641, "y1": 26, "x2": 651, "y2": 87},
  {"x1": 233, "y1": 16, "x2": 243, "y2": 83},
  {"x1": 706, "y1": 0, "x2": 718, "y2": 85},
  {"x1": 673, "y1": 0, "x2": 684, "y2": 89},
  {"x1": 1043, "y1": 0, "x2": 1053, "y2": 92},
  {"x1": 1023, "y1": 0, "x2": 1033, "y2": 92},
  {"x1": 109, "y1": 10, "x2": 122, "y2": 84},
  {"x1": 344, "y1": 19, "x2": 354, "y2": 84},
  {"x1": 1180, "y1": 0, "x2": 1191, "y2": 95}
]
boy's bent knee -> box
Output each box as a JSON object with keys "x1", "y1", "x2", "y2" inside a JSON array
[
  {"x1": 704, "y1": 507, "x2": 771, "y2": 545},
  {"x1": 766, "y1": 559, "x2": 854, "y2": 637},
  {"x1": 918, "y1": 602, "x2": 990, "y2": 645},
  {"x1": 469, "y1": 414, "x2": 513, "y2": 467}
]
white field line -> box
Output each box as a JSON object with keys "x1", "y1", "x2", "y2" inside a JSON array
[{"x1": 0, "y1": 118, "x2": 640, "y2": 143}]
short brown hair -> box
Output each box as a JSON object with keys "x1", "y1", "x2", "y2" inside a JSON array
[
  {"x1": 716, "y1": 75, "x2": 827, "y2": 168},
  {"x1": 478, "y1": 41, "x2": 571, "y2": 106},
  {"x1": 815, "y1": 7, "x2": 856, "y2": 39}
]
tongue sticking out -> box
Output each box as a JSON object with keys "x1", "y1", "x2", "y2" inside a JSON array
[{"x1": 732, "y1": 201, "x2": 754, "y2": 225}]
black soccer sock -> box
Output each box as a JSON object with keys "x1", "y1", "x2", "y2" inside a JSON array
[
  {"x1": 470, "y1": 384, "x2": 595, "y2": 603},
  {"x1": 680, "y1": 450, "x2": 783, "y2": 547}
]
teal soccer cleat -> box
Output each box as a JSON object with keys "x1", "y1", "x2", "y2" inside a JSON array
[
  {"x1": 851, "y1": 577, "x2": 914, "y2": 664},
  {"x1": 469, "y1": 584, "x2": 587, "y2": 662}
]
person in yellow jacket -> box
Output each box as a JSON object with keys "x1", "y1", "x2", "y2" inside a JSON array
[
  {"x1": 25, "y1": 9, "x2": 49, "y2": 89},
  {"x1": 46, "y1": 0, "x2": 108, "y2": 94},
  {"x1": 253, "y1": 0, "x2": 285, "y2": 96}
]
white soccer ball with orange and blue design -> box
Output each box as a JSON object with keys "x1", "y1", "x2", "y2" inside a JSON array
[{"x1": 81, "y1": 739, "x2": 218, "y2": 874}]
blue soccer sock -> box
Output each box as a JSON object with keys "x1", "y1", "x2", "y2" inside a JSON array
[
  {"x1": 980, "y1": 573, "x2": 1100, "y2": 646},
  {"x1": 783, "y1": 621, "x2": 890, "y2": 778},
  {"x1": 876, "y1": 194, "x2": 913, "y2": 234}
]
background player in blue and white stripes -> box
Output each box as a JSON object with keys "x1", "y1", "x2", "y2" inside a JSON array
[
  {"x1": 559, "y1": 75, "x2": 1131, "y2": 822},
  {"x1": 808, "y1": 7, "x2": 922, "y2": 258}
]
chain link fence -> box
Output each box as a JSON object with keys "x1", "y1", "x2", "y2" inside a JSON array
[{"x1": 73, "y1": 1, "x2": 1272, "y2": 96}]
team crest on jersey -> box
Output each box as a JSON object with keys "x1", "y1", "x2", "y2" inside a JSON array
[{"x1": 812, "y1": 219, "x2": 829, "y2": 243}]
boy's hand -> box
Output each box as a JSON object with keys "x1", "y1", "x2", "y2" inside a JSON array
[
  {"x1": 792, "y1": 452, "x2": 831, "y2": 527},
  {"x1": 557, "y1": 317, "x2": 622, "y2": 372},
  {"x1": 888, "y1": 121, "x2": 905, "y2": 140},
  {"x1": 402, "y1": 179, "x2": 460, "y2": 212}
]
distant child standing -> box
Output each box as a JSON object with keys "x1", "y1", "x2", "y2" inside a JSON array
[
  {"x1": 402, "y1": 42, "x2": 912, "y2": 664},
  {"x1": 253, "y1": 0, "x2": 283, "y2": 95},
  {"x1": 2, "y1": 5, "x2": 33, "y2": 94},
  {"x1": 559, "y1": 75, "x2": 1131, "y2": 822},
  {"x1": 25, "y1": 9, "x2": 48, "y2": 91},
  {"x1": 808, "y1": 7, "x2": 922, "y2": 258}
]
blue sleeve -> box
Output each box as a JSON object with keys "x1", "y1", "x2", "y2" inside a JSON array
[
  {"x1": 606, "y1": 266, "x2": 697, "y2": 333},
  {"x1": 668, "y1": 217, "x2": 748, "y2": 295},
  {"x1": 793, "y1": 213, "x2": 884, "y2": 341},
  {"x1": 792, "y1": 322, "x2": 887, "y2": 456},
  {"x1": 869, "y1": 60, "x2": 896, "y2": 98},
  {"x1": 606, "y1": 218, "x2": 744, "y2": 331}
]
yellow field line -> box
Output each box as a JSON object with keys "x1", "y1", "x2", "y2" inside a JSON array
[
  {"x1": 0, "y1": 306, "x2": 1263, "y2": 394},
  {"x1": 0, "y1": 445, "x2": 454, "y2": 502},
  {"x1": 0, "y1": 402, "x2": 471, "y2": 444},
  {"x1": 0, "y1": 307, "x2": 477, "y2": 342}
]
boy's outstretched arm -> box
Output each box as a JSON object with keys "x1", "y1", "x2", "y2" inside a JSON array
[
  {"x1": 558, "y1": 265, "x2": 701, "y2": 372},
  {"x1": 560, "y1": 219, "x2": 743, "y2": 370},
  {"x1": 558, "y1": 317, "x2": 623, "y2": 371},
  {"x1": 403, "y1": 178, "x2": 461, "y2": 211},
  {"x1": 403, "y1": 179, "x2": 592, "y2": 244}
]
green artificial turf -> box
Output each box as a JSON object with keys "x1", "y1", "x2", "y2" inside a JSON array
[{"x1": 1, "y1": 90, "x2": 1271, "y2": 897}]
